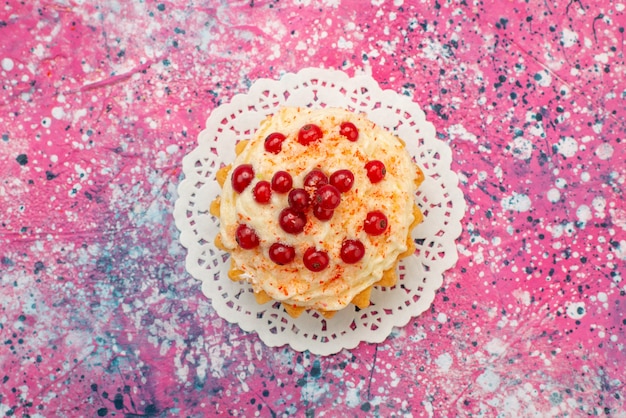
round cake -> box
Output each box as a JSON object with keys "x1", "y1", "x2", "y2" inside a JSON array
[{"x1": 211, "y1": 107, "x2": 424, "y2": 318}]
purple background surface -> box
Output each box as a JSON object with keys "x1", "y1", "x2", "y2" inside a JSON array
[{"x1": 1, "y1": 0, "x2": 625, "y2": 416}]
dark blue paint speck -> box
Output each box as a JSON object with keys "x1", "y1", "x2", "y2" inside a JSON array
[
  {"x1": 34, "y1": 261, "x2": 45, "y2": 274},
  {"x1": 16, "y1": 154, "x2": 28, "y2": 165},
  {"x1": 310, "y1": 359, "x2": 321, "y2": 378},
  {"x1": 113, "y1": 393, "x2": 124, "y2": 409}
]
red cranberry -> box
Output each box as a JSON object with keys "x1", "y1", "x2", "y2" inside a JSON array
[
  {"x1": 271, "y1": 171, "x2": 293, "y2": 193},
  {"x1": 264, "y1": 132, "x2": 287, "y2": 154},
  {"x1": 303, "y1": 169, "x2": 328, "y2": 190},
  {"x1": 278, "y1": 208, "x2": 307, "y2": 234},
  {"x1": 253, "y1": 181, "x2": 272, "y2": 204},
  {"x1": 298, "y1": 124, "x2": 323, "y2": 145},
  {"x1": 269, "y1": 243, "x2": 296, "y2": 265},
  {"x1": 329, "y1": 169, "x2": 355, "y2": 193},
  {"x1": 339, "y1": 122, "x2": 359, "y2": 141},
  {"x1": 231, "y1": 164, "x2": 254, "y2": 193},
  {"x1": 312, "y1": 204, "x2": 334, "y2": 221},
  {"x1": 235, "y1": 224, "x2": 260, "y2": 249},
  {"x1": 303, "y1": 247, "x2": 329, "y2": 272},
  {"x1": 364, "y1": 210, "x2": 388, "y2": 235},
  {"x1": 340, "y1": 239, "x2": 365, "y2": 264},
  {"x1": 365, "y1": 160, "x2": 386, "y2": 183},
  {"x1": 314, "y1": 184, "x2": 341, "y2": 210},
  {"x1": 288, "y1": 188, "x2": 310, "y2": 211}
]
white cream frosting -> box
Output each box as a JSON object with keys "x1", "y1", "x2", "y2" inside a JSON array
[{"x1": 218, "y1": 107, "x2": 418, "y2": 311}]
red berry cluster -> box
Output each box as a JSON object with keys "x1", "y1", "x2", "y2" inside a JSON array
[
  {"x1": 272, "y1": 168, "x2": 346, "y2": 234},
  {"x1": 230, "y1": 121, "x2": 391, "y2": 272}
]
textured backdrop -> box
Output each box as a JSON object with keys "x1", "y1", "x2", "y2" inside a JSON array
[{"x1": 1, "y1": 0, "x2": 625, "y2": 416}]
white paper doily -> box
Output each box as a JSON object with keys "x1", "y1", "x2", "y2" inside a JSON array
[{"x1": 174, "y1": 68, "x2": 465, "y2": 356}]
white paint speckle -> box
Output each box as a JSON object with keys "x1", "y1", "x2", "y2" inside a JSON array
[
  {"x1": 593, "y1": 120, "x2": 604, "y2": 134},
  {"x1": 576, "y1": 205, "x2": 592, "y2": 226},
  {"x1": 509, "y1": 137, "x2": 533, "y2": 160},
  {"x1": 592, "y1": 196, "x2": 606, "y2": 215},
  {"x1": 1, "y1": 57, "x2": 14, "y2": 71},
  {"x1": 550, "y1": 222, "x2": 575, "y2": 239},
  {"x1": 547, "y1": 188, "x2": 561, "y2": 203},
  {"x1": 534, "y1": 70, "x2": 552, "y2": 87},
  {"x1": 196, "y1": 355, "x2": 208, "y2": 383},
  {"x1": 581, "y1": 172, "x2": 590, "y2": 182},
  {"x1": 423, "y1": 400, "x2": 434, "y2": 417},
  {"x1": 477, "y1": 369, "x2": 501, "y2": 392},
  {"x1": 565, "y1": 301, "x2": 586, "y2": 319},
  {"x1": 501, "y1": 193, "x2": 531, "y2": 212},
  {"x1": 73, "y1": 108, "x2": 88, "y2": 122},
  {"x1": 595, "y1": 143, "x2": 614, "y2": 160},
  {"x1": 337, "y1": 36, "x2": 354, "y2": 50},
  {"x1": 513, "y1": 289, "x2": 531, "y2": 306},
  {"x1": 345, "y1": 386, "x2": 360, "y2": 407},
  {"x1": 555, "y1": 136, "x2": 577, "y2": 158},
  {"x1": 594, "y1": 53, "x2": 609, "y2": 64},
  {"x1": 610, "y1": 208, "x2": 626, "y2": 231},
  {"x1": 615, "y1": 240, "x2": 626, "y2": 260},
  {"x1": 485, "y1": 338, "x2": 507, "y2": 356},
  {"x1": 435, "y1": 352, "x2": 453, "y2": 373},
  {"x1": 561, "y1": 28, "x2": 578, "y2": 48},
  {"x1": 494, "y1": 165, "x2": 503, "y2": 181},
  {"x1": 52, "y1": 106, "x2": 65, "y2": 120},
  {"x1": 503, "y1": 394, "x2": 522, "y2": 415},
  {"x1": 436, "y1": 312, "x2": 447, "y2": 323},
  {"x1": 448, "y1": 124, "x2": 477, "y2": 143}
]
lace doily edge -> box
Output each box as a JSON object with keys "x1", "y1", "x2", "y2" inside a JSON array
[{"x1": 201, "y1": 256, "x2": 444, "y2": 356}]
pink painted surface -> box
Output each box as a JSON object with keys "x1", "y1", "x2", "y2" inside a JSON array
[{"x1": 1, "y1": 0, "x2": 625, "y2": 416}]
